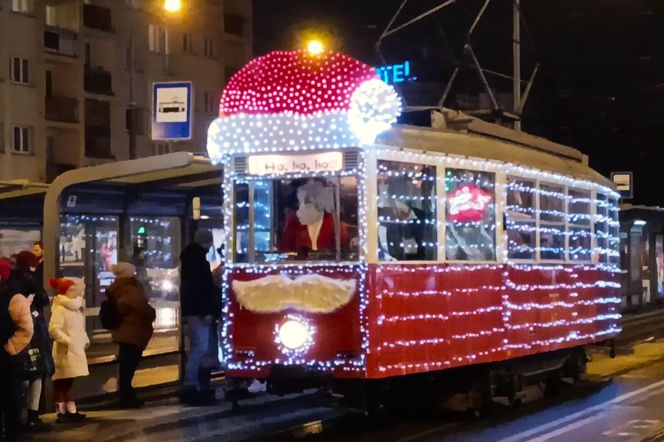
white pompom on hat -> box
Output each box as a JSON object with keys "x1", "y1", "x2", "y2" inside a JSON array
[{"x1": 111, "y1": 262, "x2": 136, "y2": 279}]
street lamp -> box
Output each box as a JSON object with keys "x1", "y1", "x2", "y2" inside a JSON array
[
  {"x1": 127, "y1": 1, "x2": 183, "y2": 159},
  {"x1": 163, "y1": 0, "x2": 182, "y2": 13}
]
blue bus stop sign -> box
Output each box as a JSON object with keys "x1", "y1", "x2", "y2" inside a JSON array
[{"x1": 152, "y1": 81, "x2": 193, "y2": 141}]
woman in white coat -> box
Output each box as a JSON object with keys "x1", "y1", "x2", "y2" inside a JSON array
[{"x1": 48, "y1": 277, "x2": 89, "y2": 423}]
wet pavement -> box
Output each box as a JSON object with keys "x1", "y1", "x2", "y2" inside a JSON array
[{"x1": 22, "y1": 308, "x2": 664, "y2": 442}]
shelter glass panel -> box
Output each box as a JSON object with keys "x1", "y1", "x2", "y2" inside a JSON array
[
  {"x1": 445, "y1": 168, "x2": 496, "y2": 261},
  {"x1": 506, "y1": 177, "x2": 536, "y2": 260},
  {"x1": 0, "y1": 228, "x2": 40, "y2": 257},
  {"x1": 129, "y1": 216, "x2": 181, "y2": 355},
  {"x1": 59, "y1": 215, "x2": 119, "y2": 362},
  {"x1": 377, "y1": 160, "x2": 437, "y2": 261}
]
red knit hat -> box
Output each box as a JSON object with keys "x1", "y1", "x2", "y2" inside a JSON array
[
  {"x1": 16, "y1": 250, "x2": 39, "y2": 270},
  {"x1": 0, "y1": 258, "x2": 11, "y2": 281},
  {"x1": 49, "y1": 278, "x2": 75, "y2": 295}
]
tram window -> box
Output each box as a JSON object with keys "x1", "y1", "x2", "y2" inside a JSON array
[
  {"x1": 233, "y1": 182, "x2": 251, "y2": 263},
  {"x1": 233, "y1": 176, "x2": 360, "y2": 263},
  {"x1": 445, "y1": 168, "x2": 496, "y2": 261},
  {"x1": 506, "y1": 177, "x2": 536, "y2": 260},
  {"x1": 594, "y1": 193, "x2": 610, "y2": 263},
  {"x1": 538, "y1": 184, "x2": 565, "y2": 260},
  {"x1": 568, "y1": 189, "x2": 592, "y2": 261},
  {"x1": 377, "y1": 160, "x2": 437, "y2": 261},
  {"x1": 609, "y1": 197, "x2": 620, "y2": 264}
]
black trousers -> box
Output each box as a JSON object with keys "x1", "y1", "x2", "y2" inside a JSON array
[
  {"x1": 0, "y1": 359, "x2": 21, "y2": 442},
  {"x1": 118, "y1": 343, "x2": 143, "y2": 400}
]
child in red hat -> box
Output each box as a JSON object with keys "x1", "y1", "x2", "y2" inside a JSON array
[{"x1": 48, "y1": 277, "x2": 89, "y2": 423}]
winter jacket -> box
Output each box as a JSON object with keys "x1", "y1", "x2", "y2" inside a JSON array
[
  {"x1": 108, "y1": 277, "x2": 156, "y2": 349},
  {"x1": 1, "y1": 294, "x2": 33, "y2": 357},
  {"x1": 3, "y1": 268, "x2": 49, "y2": 315},
  {"x1": 49, "y1": 295, "x2": 90, "y2": 380},
  {"x1": 179, "y1": 243, "x2": 220, "y2": 318}
]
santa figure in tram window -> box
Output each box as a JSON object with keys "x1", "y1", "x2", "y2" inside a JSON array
[{"x1": 278, "y1": 180, "x2": 349, "y2": 257}]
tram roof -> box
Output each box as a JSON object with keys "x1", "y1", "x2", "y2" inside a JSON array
[{"x1": 380, "y1": 109, "x2": 613, "y2": 188}]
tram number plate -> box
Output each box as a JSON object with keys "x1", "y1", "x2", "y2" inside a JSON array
[{"x1": 248, "y1": 152, "x2": 343, "y2": 175}]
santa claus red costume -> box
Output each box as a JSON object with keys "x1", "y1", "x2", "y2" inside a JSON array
[{"x1": 278, "y1": 180, "x2": 349, "y2": 255}]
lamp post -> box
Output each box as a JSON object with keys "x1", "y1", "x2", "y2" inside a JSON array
[{"x1": 127, "y1": 0, "x2": 182, "y2": 159}]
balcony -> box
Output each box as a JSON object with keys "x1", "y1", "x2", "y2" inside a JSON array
[
  {"x1": 45, "y1": 95, "x2": 79, "y2": 123},
  {"x1": 44, "y1": 27, "x2": 77, "y2": 57},
  {"x1": 83, "y1": 3, "x2": 112, "y2": 33},
  {"x1": 46, "y1": 163, "x2": 76, "y2": 184},
  {"x1": 84, "y1": 67, "x2": 113, "y2": 96},
  {"x1": 85, "y1": 126, "x2": 112, "y2": 159},
  {"x1": 224, "y1": 14, "x2": 245, "y2": 37}
]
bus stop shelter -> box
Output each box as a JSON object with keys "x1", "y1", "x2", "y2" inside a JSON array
[{"x1": 0, "y1": 153, "x2": 224, "y2": 401}]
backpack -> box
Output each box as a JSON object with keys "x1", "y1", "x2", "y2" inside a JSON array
[{"x1": 99, "y1": 290, "x2": 121, "y2": 330}]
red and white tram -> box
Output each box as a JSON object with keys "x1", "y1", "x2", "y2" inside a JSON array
[{"x1": 206, "y1": 49, "x2": 621, "y2": 408}]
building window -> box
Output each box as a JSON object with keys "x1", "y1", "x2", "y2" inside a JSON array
[
  {"x1": 151, "y1": 143, "x2": 171, "y2": 156},
  {"x1": 11, "y1": 0, "x2": 34, "y2": 14},
  {"x1": 12, "y1": 126, "x2": 31, "y2": 154},
  {"x1": 377, "y1": 160, "x2": 437, "y2": 261},
  {"x1": 445, "y1": 168, "x2": 496, "y2": 261},
  {"x1": 10, "y1": 57, "x2": 30, "y2": 84},
  {"x1": 148, "y1": 24, "x2": 169, "y2": 54},
  {"x1": 506, "y1": 177, "x2": 536, "y2": 260},
  {"x1": 203, "y1": 36, "x2": 214, "y2": 58},
  {"x1": 539, "y1": 184, "x2": 566, "y2": 260},
  {"x1": 203, "y1": 92, "x2": 217, "y2": 114},
  {"x1": 182, "y1": 32, "x2": 194, "y2": 53}
]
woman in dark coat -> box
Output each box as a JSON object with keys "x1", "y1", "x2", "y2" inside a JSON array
[
  {"x1": 107, "y1": 263, "x2": 156, "y2": 408},
  {"x1": 6, "y1": 251, "x2": 53, "y2": 431}
]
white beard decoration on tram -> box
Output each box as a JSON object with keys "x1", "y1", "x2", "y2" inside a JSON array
[{"x1": 232, "y1": 273, "x2": 356, "y2": 313}]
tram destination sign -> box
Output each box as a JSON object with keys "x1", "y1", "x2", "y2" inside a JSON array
[{"x1": 248, "y1": 152, "x2": 343, "y2": 175}]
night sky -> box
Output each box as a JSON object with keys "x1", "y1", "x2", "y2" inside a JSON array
[{"x1": 254, "y1": 0, "x2": 664, "y2": 205}]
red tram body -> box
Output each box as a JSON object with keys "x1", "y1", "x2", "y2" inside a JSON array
[
  {"x1": 225, "y1": 263, "x2": 620, "y2": 380},
  {"x1": 206, "y1": 49, "x2": 622, "y2": 405}
]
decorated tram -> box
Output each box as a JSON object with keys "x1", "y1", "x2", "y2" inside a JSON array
[{"x1": 206, "y1": 48, "x2": 621, "y2": 409}]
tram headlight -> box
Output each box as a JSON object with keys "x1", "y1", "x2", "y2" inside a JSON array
[{"x1": 278, "y1": 319, "x2": 309, "y2": 350}]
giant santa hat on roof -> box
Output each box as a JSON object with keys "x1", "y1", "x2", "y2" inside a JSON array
[{"x1": 206, "y1": 49, "x2": 402, "y2": 163}]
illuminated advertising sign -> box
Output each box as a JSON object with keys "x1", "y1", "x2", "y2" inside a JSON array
[{"x1": 375, "y1": 61, "x2": 413, "y2": 85}]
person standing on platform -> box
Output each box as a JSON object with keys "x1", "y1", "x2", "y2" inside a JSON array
[
  {"x1": 107, "y1": 262, "x2": 156, "y2": 408},
  {"x1": 6, "y1": 251, "x2": 53, "y2": 432},
  {"x1": 48, "y1": 277, "x2": 89, "y2": 423},
  {"x1": 179, "y1": 229, "x2": 220, "y2": 406},
  {"x1": 0, "y1": 259, "x2": 34, "y2": 442},
  {"x1": 32, "y1": 241, "x2": 44, "y2": 283}
]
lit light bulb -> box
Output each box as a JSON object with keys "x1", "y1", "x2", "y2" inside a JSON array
[
  {"x1": 306, "y1": 39, "x2": 325, "y2": 56},
  {"x1": 163, "y1": 0, "x2": 182, "y2": 13}
]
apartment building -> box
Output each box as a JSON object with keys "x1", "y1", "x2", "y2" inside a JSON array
[{"x1": 0, "y1": 0, "x2": 252, "y2": 182}]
